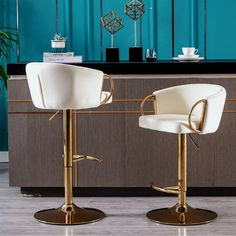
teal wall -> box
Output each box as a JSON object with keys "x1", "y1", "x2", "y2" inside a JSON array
[
  {"x1": 0, "y1": 0, "x2": 9, "y2": 151},
  {"x1": 1, "y1": 0, "x2": 236, "y2": 150},
  {"x1": 3, "y1": 0, "x2": 236, "y2": 61}
]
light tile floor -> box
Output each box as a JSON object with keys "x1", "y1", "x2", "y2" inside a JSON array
[{"x1": 1, "y1": 163, "x2": 236, "y2": 236}]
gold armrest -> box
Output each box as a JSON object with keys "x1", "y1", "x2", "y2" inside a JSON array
[
  {"x1": 140, "y1": 94, "x2": 157, "y2": 116},
  {"x1": 100, "y1": 74, "x2": 115, "y2": 105},
  {"x1": 188, "y1": 99, "x2": 207, "y2": 133}
]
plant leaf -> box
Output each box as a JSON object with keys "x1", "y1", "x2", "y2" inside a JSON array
[
  {"x1": 0, "y1": 64, "x2": 8, "y2": 88},
  {"x1": 0, "y1": 26, "x2": 17, "y2": 89}
]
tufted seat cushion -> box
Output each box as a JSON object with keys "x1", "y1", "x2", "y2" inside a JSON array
[{"x1": 139, "y1": 114, "x2": 200, "y2": 134}]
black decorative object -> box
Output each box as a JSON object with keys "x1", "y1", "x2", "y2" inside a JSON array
[
  {"x1": 129, "y1": 47, "x2": 143, "y2": 62},
  {"x1": 101, "y1": 11, "x2": 124, "y2": 62},
  {"x1": 106, "y1": 48, "x2": 119, "y2": 62},
  {"x1": 125, "y1": 0, "x2": 145, "y2": 62}
]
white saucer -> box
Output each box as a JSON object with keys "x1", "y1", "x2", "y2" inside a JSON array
[
  {"x1": 178, "y1": 54, "x2": 199, "y2": 59},
  {"x1": 173, "y1": 56, "x2": 204, "y2": 61}
]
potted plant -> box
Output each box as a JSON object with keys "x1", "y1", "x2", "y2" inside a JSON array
[
  {"x1": 51, "y1": 33, "x2": 66, "y2": 49},
  {"x1": 0, "y1": 26, "x2": 17, "y2": 89}
]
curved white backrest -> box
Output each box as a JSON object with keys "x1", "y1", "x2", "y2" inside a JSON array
[
  {"x1": 153, "y1": 84, "x2": 226, "y2": 134},
  {"x1": 26, "y1": 63, "x2": 104, "y2": 110}
]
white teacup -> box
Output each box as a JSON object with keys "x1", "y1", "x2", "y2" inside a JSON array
[{"x1": 182, "y1": 47, "x2": 198, "y2": 56}]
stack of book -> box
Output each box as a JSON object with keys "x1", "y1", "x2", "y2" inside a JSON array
[{"x1": 43, "y1": 52, "x2": 83, "y2": 63}]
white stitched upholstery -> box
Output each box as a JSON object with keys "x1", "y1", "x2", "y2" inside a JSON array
[
  {"x1": 139, "y1": 84, "x2": 226, "y2": 134},
  {"x1": 26, "y1": 62, "x2": 112, "y2": 110}
]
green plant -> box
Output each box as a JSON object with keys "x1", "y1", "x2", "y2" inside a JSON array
[
  {"x1": 0, "y1": 26, "x2": 17, "y2": 88},
  {"x1": 53, "y1": 33, "x2": 66, "y2": 41}
]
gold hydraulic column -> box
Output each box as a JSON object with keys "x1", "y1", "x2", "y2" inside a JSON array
[
  {"x1": 147, "y1": 133, "x2": 217, "y2": 225},
  {"x1": 73, "y1": 110, "x2": 79, "y2": 187},
  {"x1": 63, "y1": 109, "x2": 73, "y2": 207},
  {"x1": 34, "y1": 110, "x2": 105, "y2": 225},
  {"x1": 176, "y1": 133, "x2": 187, "y2": 223}
]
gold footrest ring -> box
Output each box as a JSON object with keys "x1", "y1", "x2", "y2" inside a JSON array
[
  {"x1": 34, "y1": 203, "x2": 105, "y2": 225},
  {"x1": 147, "y1": 204, "x2": 217, "y2": 226}
]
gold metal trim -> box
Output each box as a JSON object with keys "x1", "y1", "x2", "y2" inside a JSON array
[
  {"x1": 147, "y1": 204, "x2": 217, "y2": 226},
  {"x1": 188, "y1": 99, "x2": 207, "y2": 133},
  {"x1": 177, "y1": 133, "x2": 187, "y2": 209},
  {"x1": 8, "y1": 111, "x2": 155, "y2": 115},
  {"x1": 7, "y1": 99, "x2": 236, "y2": 114},
  {"x1": 100, "y1": 74, "x2": 115, "y2": 105},
  {"x1": 147, "y1": 134, "x2": 217, "y2": 225},
  {"x1": 34, "y1": 109, "x2": 105, "y2": 225},
  {"x1": 8, "y1": 98, "x2": 156, "y2": 103},
  {"x1": 151, "y1": 184, "x2": 179, "y2": 195},
  {"x1": 8, "y1": 98, "x2": 236, "y2": 103},
  {"x1": 9, "y1": 110, "x2": 236, "y2": 115},
  {"x1": 73, "y1": 155, "x2": 102, "y2": 163},
  {"x1": 224, "y1": 110, "x2": 236, "y2": 113},
  {"x1": 8, "y1": 99, "x2": 32, "y2": 102},
  {"x1": 140, "y1": 94, "x2": 157, "y2": 116},
  {"x1": 49, "y1": 110, "x2": 60, "y2": 121},
  {"x1": 73, "y1": 110, "x2": 78, "y2": 187}
]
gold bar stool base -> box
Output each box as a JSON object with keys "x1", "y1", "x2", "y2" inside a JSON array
[
  {"x1": 147, "y1": 204, "x2": 217, "y2": 226},
  {"x1": 34, "y1": 203, "x2": 105, "y2": 225}
]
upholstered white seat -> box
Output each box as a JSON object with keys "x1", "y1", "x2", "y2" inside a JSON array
[
  {"x1": 25, "y1": 62, "x2": 114, "y2": 225},
  {"x1": 139, "y1": 84, "x2": 226, "y2": 134},
  {"x1": 139, "y1": 114, "x2": 200, "y2": 134},
  {"x1": 26, "y1": 62, "x2": 113, "y2": 110},
  {"x1": 139, "y1": 83, "x2": 226, "y2": 225}
]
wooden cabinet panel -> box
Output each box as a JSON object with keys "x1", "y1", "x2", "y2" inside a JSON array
[
  {"x1": 76, "y1": 114, "x2": 125, "y2": 187},
  {"x1": 9, "y1": 114, "x2": 64, "y2": 186},
  {"x1": 8, "y1": 75, "x2": 236, "y2": 187}
]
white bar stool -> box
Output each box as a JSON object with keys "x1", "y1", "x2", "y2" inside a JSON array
[
  {"x1": 26, "y1": 62, "x2": 114, "y2": 225},
  {"x1": 139, "y1": 84, "x2": 226, "y2": 225}
]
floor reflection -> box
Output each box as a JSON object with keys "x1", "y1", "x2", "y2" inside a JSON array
[
  {"x1": 65, "y1": 227, "x2": 74, "y2": 236},
  {"x1": 178, "y1": 227, "x2": 187, "y2": 236}
]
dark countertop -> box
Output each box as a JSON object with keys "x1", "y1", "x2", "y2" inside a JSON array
[{"x1": 7, "y1": 60, "x2": 236, "y2": 75}]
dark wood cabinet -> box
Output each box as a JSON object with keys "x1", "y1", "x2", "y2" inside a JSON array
[{"x1": 8, "y1": 75, "x2": 236, "y2": 188}]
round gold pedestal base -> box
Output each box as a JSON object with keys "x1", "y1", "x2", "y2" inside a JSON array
[
  {"x1": 147, "y1": 204, "x2": 217, "y2": 226},
  {"x1": 34, "y1": 203, "x2": 105, "y2": 225}
]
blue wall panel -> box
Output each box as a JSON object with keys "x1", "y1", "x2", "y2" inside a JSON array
[
  {"x1": 0, "y1": 1, "x2": 3, "y2": 24},
  {"x1": 156, "y1": 0, "x2": 172, "y2": 59},
  {"x1": 0, "y1": 81, "x2": 8, "y2": 151},
  {"x1": 3, "y1": 0, "x2": 236, "y2": 61},
  {"x1": 2, "y1": 0, "x2": 236, "y2": 150},
  {"x1": 207, "y1": 0, "x2": 236, "y2": 59},
  {"x1": 196, "y1": 0, "x2": 205, "y2": 58},
  {"x1": 6, "y1": 0, "x2": 176, "y2": 61},
  {"x1": 19, "y1": 0, "x2": 56, "y2": 61},
  {"x1": 174, "y1": 0, "x2": 191, "y2": 56}
]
